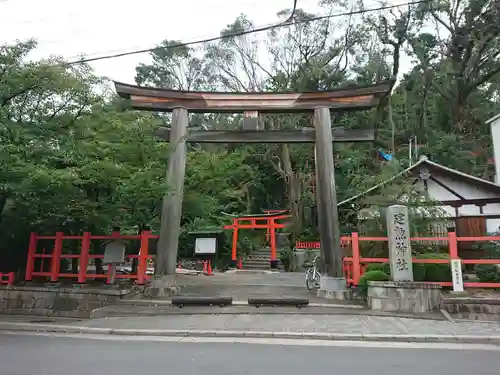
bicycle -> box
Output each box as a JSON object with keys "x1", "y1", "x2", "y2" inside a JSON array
[{"x1": 305, "y1": 255, "x2": 322, "y2": 290}]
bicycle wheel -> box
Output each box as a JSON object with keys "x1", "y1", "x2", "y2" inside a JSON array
[
  {"x1": 305, "y1": 269, "x2": 314, "y2": 291},
  {"x1": 313, "y1": 271, "x2": 321, "y2": 289}
]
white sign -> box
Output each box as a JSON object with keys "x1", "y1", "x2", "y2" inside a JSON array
[
  {"x1": 195, "y1": 237, "x2": 216, "y2": 254},
  {"x1": 450, "y1": 259, "x2": 464, "y2": 292},
  {"x1": 386, "y1": 205, "x2": 414, "y2": 281}
]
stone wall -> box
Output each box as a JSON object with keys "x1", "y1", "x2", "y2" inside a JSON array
[
  {"x1": 368, "y1": 281, "x2": 442, "y2": 313},
  {"x1": 443, "y1": 297, "x2": 500, "y2": 322},
  {"x1": 0, "y1": 285, "x2": 134, "y2": 318}
]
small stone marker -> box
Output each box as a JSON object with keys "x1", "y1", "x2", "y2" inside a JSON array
[
  {"x1": 450, "y1": 259, "x2": 464, "y2": 292},
  {"x1": 386, "y1": 205, "x2": 413, "y2": 281}
]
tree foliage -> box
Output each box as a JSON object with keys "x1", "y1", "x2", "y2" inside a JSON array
[{"x1": 1, "y1": 0, "x2": 500, "y2": 273}]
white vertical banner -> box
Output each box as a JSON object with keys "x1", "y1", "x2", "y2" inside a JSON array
[{"x1": 450, "y1": 259, "x2": 464, "y2": 292}]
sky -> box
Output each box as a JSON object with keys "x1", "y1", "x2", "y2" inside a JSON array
[{"x1": 0, "y1": 0, "x2": 412, "y2": 86}]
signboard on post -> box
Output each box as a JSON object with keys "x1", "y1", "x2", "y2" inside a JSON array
[
  {"x1": 195, "y1": 237, "x2": 217, "y2": 254},
  {"x1": 450, "y1": 259, "x2": 464, "y2": 292},
  {"x1": 103, "y1": 240, "x2": 126, "y2": 285},
  {"x1": 103, "y1": 241, "x2": 126, "y2": 263}
]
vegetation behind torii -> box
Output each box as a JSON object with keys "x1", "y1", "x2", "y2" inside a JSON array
[{"x1": 1, "y1": 0, "x2": 499, "y2": 273}]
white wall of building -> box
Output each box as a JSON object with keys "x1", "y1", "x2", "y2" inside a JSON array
[
  {"x1": 489, "y1": 114, "x2": 500, "y2": 184},
  {"x1": 414, "y1": 172, "x2": 500, "y2": 233}
]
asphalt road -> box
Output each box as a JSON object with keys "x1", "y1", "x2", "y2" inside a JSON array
[{"x1": 1, "y1": 333, "x2": 499, "y2": 375}]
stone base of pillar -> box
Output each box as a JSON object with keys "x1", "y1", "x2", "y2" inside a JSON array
[
  {"x1": 270, "y1": 260, "x2": 279, "y2": 269},
  {"x1": 144, "y1": 275, "x2": 180, "y2": 298},
  {"x1": 316, "y1": 276, "x2": 349, "y2": 300},
  {"x1": 368, "y1": 281, "x2": 442, "y2": 313}
]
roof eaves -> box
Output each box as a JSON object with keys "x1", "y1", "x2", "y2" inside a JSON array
[
  {"x1": 486, "y1": 113, "x2": 500, "y2": 124},
  {"x1": 420, "y1": 158, "x2": 500, "y2": 190}
]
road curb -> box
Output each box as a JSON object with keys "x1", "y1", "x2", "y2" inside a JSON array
[
  {"x1": 123, "y1": 299, "x2": 365, "y2": 309},
  {"x1": 1, "y1": 322, "x2": 500, "y2": 344}
]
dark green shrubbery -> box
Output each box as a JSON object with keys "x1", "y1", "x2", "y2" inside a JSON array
[
  {"x1": 475, "y1": 264, "x2": 500, "y2": 283},
  {"x1": 472, "y1": 240, "x2": 500, "y2": 283},
  {"x1": 363, "y1": 254, "x2": 451, "y2": 283},
  {"x1": 365, "y1": 263, "x2": 390, "y2": 274},
  {"x1": 358, "y1": 270, "x2": 390, "y2": 297},
  {"x1": 413, "y1": 253, "x2": 451, "y2": 282}
]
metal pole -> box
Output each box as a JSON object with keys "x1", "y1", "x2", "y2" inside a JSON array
[
  {"x1": 313, "y1": 107, "x2": 343, "y2": 278},
  {"x1": 155, "y1": 107, "x2": 189, "y2": 288}
]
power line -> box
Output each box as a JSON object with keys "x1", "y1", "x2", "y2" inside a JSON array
[{"x1": 67, "y1": 0, "x2": 431, "y2": 65}]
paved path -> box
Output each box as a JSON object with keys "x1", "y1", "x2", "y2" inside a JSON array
[
  {"x1": 176, "y1": 272, "x2": 306, "y2": 286},
  {"x1": 1, "y1": 333, "x2": 499, "y2": 375},
  {"x1": 145, "y1": 272, "x2": 359, "y2": 304}
]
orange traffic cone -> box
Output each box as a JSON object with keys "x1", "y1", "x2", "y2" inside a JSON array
[{"x1": 206, "y1": 261, "x2": 213, "y2": 276}]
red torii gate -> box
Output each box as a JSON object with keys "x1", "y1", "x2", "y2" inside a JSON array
[{"x1": 223, "y1": 210, "x2": 291, "y2": 269}]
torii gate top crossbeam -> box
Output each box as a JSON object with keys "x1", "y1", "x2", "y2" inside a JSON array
[{"x1": 114, "y1": 80, "x2": 394, "y2": 113}]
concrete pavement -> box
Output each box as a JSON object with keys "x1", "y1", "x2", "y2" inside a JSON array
[
  {"x1": 1, "y1": 333, "x2": 499, "y2": 375},
  {"x1": 153, "y1": 272, "x2": 341, "y2": 303},
  {"x1": 2, "y1": 313, "x2": 500, "y2": 344}
]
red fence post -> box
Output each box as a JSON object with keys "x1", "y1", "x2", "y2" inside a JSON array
[
  {"x1": 231, "y1": 219, "x2": 238, "y2": 262},
  {"x1": 351, "y1": 232, "x2": 361, "y2": 285},
  {"x1": 136, "y1": 231, "x2": 150, "y2": 285},
  {"x1": 78, "y1": 232, "x2": 91, "y2": 283},
  {"x1": 7, "y1": 272, "x2": 14, "y2": 285},
  {"x1": 50, "y1": 232, "x2": 64, "y2": 282},
  {"x1": 448, "y1": 231, "x2": 459, "y2": 259},
  {"x1": 25, "y1": 232, "x2": 38, "y2": 281},
  {"x1": 269, "y1": 219, "x2": 277, "y2": 261}
]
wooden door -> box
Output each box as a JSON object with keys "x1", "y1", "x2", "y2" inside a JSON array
[{"x1": 455, "y1": 216, "x2": 486, "y2": 250}]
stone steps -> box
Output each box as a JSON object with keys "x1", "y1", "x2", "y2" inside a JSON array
[{"x1": 243, "y1": 247, "x2": 285, "y2": 270}]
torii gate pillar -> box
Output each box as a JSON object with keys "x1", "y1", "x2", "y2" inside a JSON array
[
  {"x1": 314, "y1": 107, "x2": 347, "y2": 299},
  {"x1": 150, "y1": 107, "x2": 188, "y2": 296}
]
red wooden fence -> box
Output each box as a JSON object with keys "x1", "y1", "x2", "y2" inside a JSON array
[
  {"x1": 25, "y1": 231, "x2": 158, "y2": 285},
  {"x1": 296, "y1": 232, "x2": 500, "y2": 288},
  {"x1": 0, "y1": 272, "x2": 14, "y2": 286},
  {"x1": 19, "y1": 230, "x2": 500, "y2": 289}
]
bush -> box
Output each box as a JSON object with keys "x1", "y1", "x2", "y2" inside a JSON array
[
  {"x1": 472, "y1": 240, "x2": 500, "y2": 283},
  {"x1": 474, "y1": 264, "x2": 500, "y2": 283},
  {"x1": 358, "y1": 270, "x2": 390, "y2": 297},
  {"x1": 365, "y1": 263, "x2": 390, "y2": 274},
  {"x1": 413, "y1": 253, "x2": 451, "y2": 282}
]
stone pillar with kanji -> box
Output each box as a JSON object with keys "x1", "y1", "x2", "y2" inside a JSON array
[
  {"x1": 366, "y1": 204, "x2": 442, "y2": 313},
  {"x1": 386, "y1": 205, "x2": 414, "y2": 281}
]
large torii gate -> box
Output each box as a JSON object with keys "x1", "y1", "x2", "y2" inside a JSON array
[{"x1": 114, "y1": 80, "x2": 394, "y2": 297}]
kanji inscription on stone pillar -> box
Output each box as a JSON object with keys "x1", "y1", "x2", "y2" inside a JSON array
[{"x1": 386, "y1": 205, "x2": 413, "y2": 281}]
